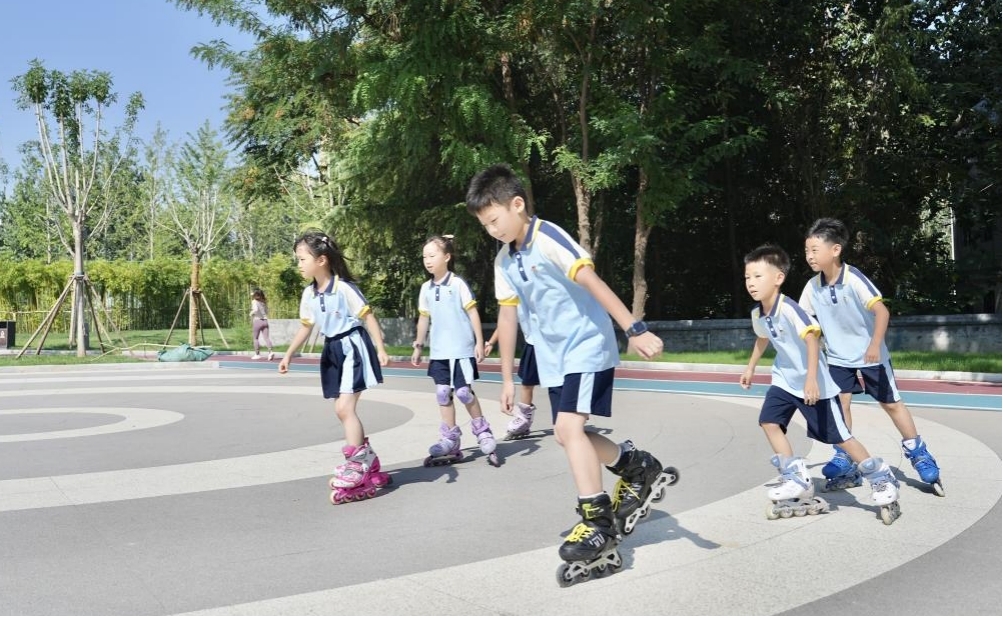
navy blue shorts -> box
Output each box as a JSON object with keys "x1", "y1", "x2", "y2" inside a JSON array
[
  {"x1": 829, "y1": 362, "x2": 901, "y2": 404},
  {"x1": 547, "y1": 368, "x2": 615, "y2": 423},
  {"x1": 517, "y1": 344, "x2": 540, "y2": 386},
  {"x1": 427, "y1": 357, "x2": 479, "y2": 389},
  {"x1": 319, "y1": 327, "x2": 383, "y2": 399},
  {"x1": 758, "y1": 385, "x2": 852, "y2": 445}
]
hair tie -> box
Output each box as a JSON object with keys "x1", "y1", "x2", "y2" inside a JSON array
[{"x1": 442, "y1": 234, "x2": 454, "y2": 240}]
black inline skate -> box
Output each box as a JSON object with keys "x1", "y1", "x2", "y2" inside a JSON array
[
  {"x1": 556, "y1": 493, "x2": 622, "y2": 587},
  {"x1": 607, "y1": 440, "x2": 679, "y2": 535}
]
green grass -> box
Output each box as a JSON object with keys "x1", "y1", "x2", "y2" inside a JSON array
[{"x1": 1, "y1": 327, "x2": 999, "y2": 373}]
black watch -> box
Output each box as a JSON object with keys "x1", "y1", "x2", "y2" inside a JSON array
[{"x1": 625, "y1": 321, "x2": 648, "y2": 337}]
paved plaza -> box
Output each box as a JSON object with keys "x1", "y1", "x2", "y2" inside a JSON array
[{"x1": 0, "y1": 361, "x2": 1000, "y2": 615}]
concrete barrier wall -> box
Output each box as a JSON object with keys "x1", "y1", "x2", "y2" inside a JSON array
[{"x1": 267, "y1": 314, "x2": 1001, "y2": 354}]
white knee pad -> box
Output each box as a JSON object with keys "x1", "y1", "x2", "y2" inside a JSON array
[
  {"x1": 455, "y1": 385, "x2": 474, "y2": 405},
  {"x1": 436, "y1": 384, "x2": 453, "y2": 406}
]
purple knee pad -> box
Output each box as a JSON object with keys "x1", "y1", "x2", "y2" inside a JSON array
[
  {"x1": 435, "y1": 384, "x2": 452, "y2": 406},
  {"x1": 455, "y1": 385, "x2": 474, "y2": 405}
]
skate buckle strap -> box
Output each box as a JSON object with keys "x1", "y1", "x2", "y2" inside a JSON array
[{"x1": 580, "y1": 502, "x2": 603, "y2": 519}]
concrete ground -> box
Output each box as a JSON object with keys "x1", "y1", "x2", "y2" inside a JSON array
[{"x1": 0, "y1": 361, "x2": 999, "y2": 616}]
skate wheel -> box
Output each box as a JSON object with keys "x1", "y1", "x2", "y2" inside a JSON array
[
  {"x1": 766, "y1": 503, "x2": 781, "y2": 520},
  {"x1": 932, "y1": 480, "x2": 945, "y2": 497},
  {"x1": 488, "y1": 453, "x2": 500, "y2": 467},
  {"x1": 366, "y1": 487, "x2": 376, "y2": 499},
  {"x1": 556, "y1": 563, "x2": 585, "y2": 588},
  {"x1": 880, "y1": 501, "x2": 901, "y2": 525},
  {"x1": 779, "y1": 505, "x2": 794, "y2": 518},
  {"x1": 664, "y1": 466, "x2": 680, "y2": 486}
]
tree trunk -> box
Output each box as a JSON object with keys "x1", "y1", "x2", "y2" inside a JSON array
[
  {"x1": 572, "y1": 174, "x2": 592, "y2": 254},
  {"x1": 72, "y1": 220, "x2": 87, "y2": 357},
  {"x1": 188, "y1": 251, "x2": 201, "y2": 346},
  {"x1": 631, "y1": 168, "x2": 651, "y2": 319}
]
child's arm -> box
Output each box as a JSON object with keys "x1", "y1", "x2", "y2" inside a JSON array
[
  {"x1": 466, "y1": 306, "x2": 485, "y2": 363},
  {"x1": 739, "y1": 337, "x2": 769, "y2": 389},
  {"x1": 278, "y1": 324, "x2": 314, "y2": 374},
  {"x1": 362, "y1": 311, "x2": 389, "y2": 366},
  {"x1": 484, "y1": 329, "x2": 499, "y2": 357},
  {"x1": 411, "y1": 314, "x2": 430, "y2": 366},
  {"x1": 803, "y1": 331, "x2": 822, "y2": 405},
  {"x1": 867, "y1": 300, "x2": 890, "y2": 364},
  {"x1": 495, "y1": 304, "x2": 519, "y2": 413},
  {"x1": 573, "y1": 266, "x2": 663, "y2": 359}
]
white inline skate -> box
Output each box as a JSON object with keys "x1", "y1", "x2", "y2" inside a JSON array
[
  {"x1": 471, "y1": 416, "x2": 500, "y2": 466},
  {"x1": 503, "y1": 403, "x2": 536, "y2": 440},
  {"x1": 859, "y1": 456, "x2": 902, "y2": 525},
  {"x1": 766, "y1": 455, "x2": 829, "y2": 519}
]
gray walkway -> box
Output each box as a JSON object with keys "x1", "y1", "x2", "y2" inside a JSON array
[{"x1": 0, "y1": 364, "x2": 999, "y2": 615}]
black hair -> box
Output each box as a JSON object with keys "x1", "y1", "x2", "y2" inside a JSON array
[
  {"x1": 744, "y1": 243, "x2": 791, "y2": 276},
  {"x1": 294, "y1": 230, "x2": 355, "y2": 282},
  {"x1": 805, "y1": 217, "x2": 849, "y2": 247},
  {"x1": 423, "y1": 234, "x2": 456, "y2": 278},
  {"x1": 465, "y1": 164, "x2": 528, "y2": 214},
  {"x1": 251, "y1": 288, "x2": 267, "y2": 303}
]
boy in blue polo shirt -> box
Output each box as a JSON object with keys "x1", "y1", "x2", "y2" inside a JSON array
[
  {"x1": 467, "y1": 164, "x2": 677, "y2": 582},
  {"x1": 739, "y1": 244, "x2": 901, "y2": 524},
  {"x1": 800, "y1": 218, "x2": 943, "y2": 496}
]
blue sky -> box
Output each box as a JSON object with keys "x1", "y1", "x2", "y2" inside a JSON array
[{"x1": 0, "y1": 0, "x2": 256, "y2": 174}]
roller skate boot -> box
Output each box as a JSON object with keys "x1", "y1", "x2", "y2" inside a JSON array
[
  {"x1": 859, "y1": 456, "x2": 902, "y2": 525},
  {"x1": 471, "y1": 416, "x2": 500, "y2": 466},
  {"x1": 423, "y1": 423, "x2": 463, "y2": 467},
  {"x1": 503, "y1": 403, "x2": 536, "y2": 440},
  {"x1": 606, "y1": 440, "x2": 679, "y2": 535},
  {"x1": 821, "y1": 445, "x2": 863, "y2": 492},
  {"x1": 556, "y1": 494, "x2": 622, "y2": 587},
  {"x1": 329, "y1": 441, "x2": 387, "y2": 504},
  {"x1": 765, "y1": 455, "x2": 829, "y2": 519},
  {"x1": 903, "y1": 436, "x2": 944, "y2": 496}
]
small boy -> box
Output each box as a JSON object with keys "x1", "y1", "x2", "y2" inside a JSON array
[
  {"x1": 466, "y1": 164, "x2": 673, "y2": 573},
  {"x1": 800, "y1": 218, "x2": 943, "y2": 495},
  {"x1": 738, "y1": 244, "x2": 901, "y2": 522}
]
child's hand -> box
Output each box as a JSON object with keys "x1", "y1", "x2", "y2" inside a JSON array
[
  {"x1": 278, "y1": 356, "x2": 290, "y2": 374},
  {"x1": 803, "y1": 379, "x2": 820, "y2": 405},
  {"x1": 628, "y1": 331, "x2": 663, "y2": 360},
  {"x1": 410, "y1": 346, "x2": 421, "y2": 366},
  {"x1": 483, "y1": 341, "x2": 494, "y2": 357},
  {"x1": 377, "y1": 350, "x2": 389, "y2": 367},
  {"x1": 499, "y1": 379, "x2": 516, "y2": 415},
  {"x1": 864, "y1": 343, "x2": 881, "y2": 364},
  {"x1": 739, "y1": 369, "x2": 754, "y2": 389},
  {"x1": 474, "y1": 344, "x2": 485, "y2": 363}
]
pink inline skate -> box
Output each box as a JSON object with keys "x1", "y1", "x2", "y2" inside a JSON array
[{"x1": 329, "y1": 438, "x2": 391, "y2": 504}]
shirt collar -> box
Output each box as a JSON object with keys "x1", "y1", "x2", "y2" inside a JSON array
[
  {"x1": 820, "y1": 264, "x2": 847, "y2": 286},
  {"x1": 312, "y1": 275, "x2": 338, "y2": 296},
  {"x1": 758, "y1": 293, "x2": 784, "y2": 318},
  {"x1": 509, "y1": 216, "x2": 540, "y2": 256},
  {"x1": 433, "y1": 272, "x2": 453, "y2": 286}
]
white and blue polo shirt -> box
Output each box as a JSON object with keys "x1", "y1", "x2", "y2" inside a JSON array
[
  {"x1": 418, "y1": 272, "x2": 478, "y2": 360},
  {"x1": 493, "y1": 216, "x2": 619, "y2": 388},
  {"x1": 798, "y1": 264, "x2": 888, "y2": 368},
  {"x1": 752, "y1": 294, "x2": 839, "y2": 399},
  {"x1": 299, "y1": 276, "x2": 371, "y2": 337}
]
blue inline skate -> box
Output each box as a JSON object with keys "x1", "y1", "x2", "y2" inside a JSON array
[
  {"x1": 821, "y1": 445, "x2": 863, "y2": 492},
  {"x1": 902, "y1": 436, "x2": 944, "y2": 496}
]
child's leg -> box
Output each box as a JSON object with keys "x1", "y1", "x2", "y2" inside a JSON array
[
  {"x1": 554, "y1": 411, "x2": 605, "y2": 496},
  {"x1": 334, "y1": 392, "x2": 365, "y2": 446},
  {"x1": 880, "y1": 400, "x2": 919, "y2": 438},
  {"x1": 262, "y1": 324, "x2": 273, "y2": 352},
  {"x1": 761, "y1": 423, "x2": 794, "y2": 457},
  {"x1": 520, "y1": 384, "x2": 535, "y2": 406},
  {"x1": 838, "y1": 392, "x2": 854, "y2": 431}
]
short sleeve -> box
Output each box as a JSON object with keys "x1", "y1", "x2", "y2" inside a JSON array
[
  {"x1": 418, "y1": 281, "x2": 431, "y2": 316},
  {"x1": 455, "y1": 276, "x2": 477, "y2": 310},
  {"x1": 493, "y1": 253, "x2": 518, "y2": 306},
  {"x1": 798, "y1": 281, "x2": 816, "y2": 316},
  {"x1": 846, "y1": 267, "x2": 883, "y2": 310},
  {"x1": 536, "y1": 221, "x2": 593, "y2": 281},
  {"x1": 342, "y1": 281, "x2": 371, "y2": 318},
  {"x1": 299, "y1": 287, "x2": 314, "y2": 325}
]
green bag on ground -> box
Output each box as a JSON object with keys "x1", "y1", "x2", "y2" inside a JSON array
[{"x1": 157, "y1": 343, "x2": 214, "y2": 362}]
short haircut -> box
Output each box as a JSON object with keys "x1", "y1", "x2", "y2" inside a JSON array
[
  {"x1": 744, "y1": 243, "x2": 791, "y2": 275},
  {"x1": 806, "y1": 217, "x2": 849, "y2": 247},
  {"x1": 465, "y1": 164, "x2": 528, "y2": 214}
]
